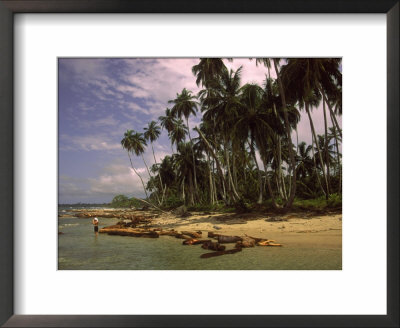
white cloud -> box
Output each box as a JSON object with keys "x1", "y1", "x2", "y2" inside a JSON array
[
  {"x1": 60, "y1": 134, "x2": 121, "y2": 152},
  {"x1": 225, "y1": 58, "x2": 273, "y2": 85}
]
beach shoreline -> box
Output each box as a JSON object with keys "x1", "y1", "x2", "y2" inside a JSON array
[{"x1": 59, "y1": 208, "x2": 342, "y2": 249}]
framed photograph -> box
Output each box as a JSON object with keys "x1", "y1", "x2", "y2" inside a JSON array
[{"x1": 1, "y1": 0, "x2": 398, "y2": 327}]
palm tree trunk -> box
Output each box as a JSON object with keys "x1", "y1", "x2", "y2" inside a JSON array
[
  {"x1": 127, "y1": 152, "x2": 149, "y2": 199},
  {"x1": 151, "y1": 142, "x2": 165, "y2": 204},
  {"x1": 141, "y1": 154, "x2": 152, "y2": 179},
  {"x1": 141, "y1": 154, "x2": 160, "y2": 204},
  {"x1": 224, "y1": 137, "x2": 240, "y2": 201},
  {"x1": 281, "y1": 173, "x2": 288, "y2": 201},
  {"x1": 262, "y1": 162, "x2": 280, "y2": 209},
  {"x1": 207, "y1": 153, "x2": 215, "y2": 205},
  {"x1": 322, "y1": 98, "x2": 331, "y2": 195},
  {"x1": 212, "y1": 160, "x2": 218, "y2": 203},
  {"x1": 182, "y1": 176, "x2": 186, "y2": 204},
  {"x1": 305, "y1": 102, "x2": 330, "y2": 199},
  {"x1": 320, "y1": 88, "x2": 342, "y2": 138},
  {"x1": 248, "y1": 140, "x2": 263, "y2": 204},
  {"x1": 275, "y1": 175, "x2": 283, "y2": 198},
  {"x1": 188, "y1": 172, "x2": 195, "y2": 205},
  {"x1": 273, "y1": 59, "x2": 297, "y2": 209},
  {"x1": 232, "y1": 151, "x2": 238, "y2": 191},
  {"x1": 195, "y1": 127, "x2": 229, "y2": 204},
  {"x1": 330, "y1": 108, "x2": 342, "y2": 194},
  {"x1": 277, "y1": 136, "x2": 287, "y2": 200},
  {"x1": 311, "y1": 133, "x2": 326, "y2": 197},
  {"x1": 186, "y1": 117, "x2": 198, "y2": 196}
]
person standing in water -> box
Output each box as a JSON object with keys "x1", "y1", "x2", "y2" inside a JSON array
[{"x1": 92, "y1": 217, "x2": 99, "y2": 235}]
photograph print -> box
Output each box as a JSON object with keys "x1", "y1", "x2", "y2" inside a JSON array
[{"x1": 58, "y1": 58, "x2": 342, "y2": 270}]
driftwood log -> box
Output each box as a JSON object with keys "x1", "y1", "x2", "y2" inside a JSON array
[
  {"x1": 208, "y1": 231, "x2": 219, "y2": 238},
  {"x1": 182, "y1": 239, "x2": 211, "y2": 245},
  {"x1": 256, "y1": 240, "x2": 282, "y2": 246},
  {"x1": 180, "y1": 231, "x2": 202, "y2": 238},
  {"x1": 175, "y1": 234, "x2": 193, "y2": 240},
  {"x1": 99, "y1": 227, "x2": 159, "y2": 238},
  {"x1": 235, "y1": 236, "x2": 256, "y2": 248},
  {"x1": 217, "y1": 235, "x2": 242, "y2": 243},
  {"x1": 201, "y1": 241, "x2": 226, "y2": 251}
]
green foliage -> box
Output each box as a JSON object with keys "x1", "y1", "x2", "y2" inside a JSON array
[
  {"x1": 292, "y1": 195, "x2": 342, "y2": 211},
  {"x1": 233, "y1": 199, "x2": 251, "y2": 213},
  {"x1": 110, "y1": 194, "x2": 142, "y2": 208},
  {"x1": 121, "y1": 58, "x2": 342, "y2": 211},
  {"x1": 327, "y1": 193, "x2": 342, "y2": 208},
  {"x1": 162, "y1": 195, "x2": 184, "y2": 209}
]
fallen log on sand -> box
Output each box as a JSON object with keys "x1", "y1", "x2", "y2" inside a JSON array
[
  {"x1": 235, "y1": 236, "x2": 256, "y2": 248},
  {"x1": 200, "y1": 247, "x2": 242, "y2": 259},
  {"x1": 99, "y1": 227, "x2": 159, "y2": 238},
  {"x1": 182, "y1": 239, "x2": 211, "y2": 245},
  {"x1": 175, "y1": 234, "x2": 193, "y2": 240},
  {"x1": 208, "y1": 231, "x2": 219, "y2": 238},
  {"x1": 158, "y1": 230, "x2": 180, "y2": 237},
  {"x1": 257, "y1": 241, "x2": 282, "y2": 246},
  {"x1": 180, "y1": 231, "x2": 202, "y2": 238},
  {"x1": 256, "y1": 240, "x2": 275, "y2": 246},
  {"x1": 201, "y1": 241, "x2": 226, "y2": 251},
  {"x1": 217, "y1": 235, "x2": 242, "y2": 244}
]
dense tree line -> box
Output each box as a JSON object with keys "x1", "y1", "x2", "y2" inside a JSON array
[{"x1": 121, "y1": 58, "x2": 342, "y2": 210}]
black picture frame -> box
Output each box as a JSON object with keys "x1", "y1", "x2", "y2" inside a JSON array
[{"x1": 0, "y1": 1, "x2": 398, "y2": 327}]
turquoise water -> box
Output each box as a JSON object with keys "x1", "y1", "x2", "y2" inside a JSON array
[{"x1": 58, "y1": 217, "x2": 341, "y2": 270}]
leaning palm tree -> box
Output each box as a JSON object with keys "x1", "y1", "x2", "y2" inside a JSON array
[
  {"x1": 129, "y1": 131, "x2": 151, "y2": 181},
  {"x1": 144, "y1": 121, "x2": 165, "y2": 202},
  {"x1": 169, "y1": 88, "x2": 199, "y2": 194},
  {"x1": 121, "y1": 130, "x2": 149, "y2": 199}
]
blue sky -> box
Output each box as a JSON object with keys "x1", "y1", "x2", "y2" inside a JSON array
[{"x1": 58, "y1": 58, "x2": 338, "y2": 204}]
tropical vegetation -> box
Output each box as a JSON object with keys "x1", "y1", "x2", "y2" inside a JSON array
[{"x1": 120, "y1": 58, "x2": 342, "y2": 212}]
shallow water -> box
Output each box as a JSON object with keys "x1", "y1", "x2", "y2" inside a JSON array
[{"x1": 58, "y1": 217, "x2": 342, "y2": 270}]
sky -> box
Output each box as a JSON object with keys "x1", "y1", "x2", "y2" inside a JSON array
[{"x1": 58, "y1": 58, "x2": 341, "y2": 204}]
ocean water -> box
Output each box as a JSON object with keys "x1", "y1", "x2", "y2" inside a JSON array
[{"x1": 58, "y1": 216, "x2": 342, "y2": 270}]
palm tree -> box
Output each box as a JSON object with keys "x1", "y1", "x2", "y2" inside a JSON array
[
  {"x1": 328, "y1": 126, "x2": 342, "y2": 194},
  {"x1": 169, "y1": 88, "x2": 199, "y2": 195},
  {"x1": 280, "y1": 58, "x2": 332, "y2": 198},
  {"x1": 173, "y1": 142, "x2": 197, "y2": 205},
  {"x1": 235, "y1": 83, "x2": 274, "y2": 204},
  {"x1": 121, "y1": 130, "x2": 149, "y2": 199},
  {"x1": 199, "y1": 67, "x2": 243, "y2": 204},
  {"x1": 159, "y1": 108, "x2": 175, "y2": 134},
  {"x1": 262, "y1": 76, "x2": 300, "y2": 202},
  {"x1": 258, "y1": 58, "x2": 298, "y2": 209},
  {"x1": 296, "y1": 142, "x2": 314, "y2": 179},
  {"x1": 192, "y1": 58, "x2": 228, "y2": 88},
  {"x1": 170, "y1": 119, "x2": 188, "y2": 149},
  {"x1": 144, "y1": 121, "x2": 165, "y2": 203},
  {"x1": 159, "y1": 108, "x2": 176, "y2": 153}
]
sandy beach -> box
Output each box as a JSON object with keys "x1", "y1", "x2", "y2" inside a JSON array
[
  {"x1": 62, "y1": 209, "x2": 342, "y2": 249},
  {"x1": 149, "y1": 211, "x2": 342, "y2": 249}
]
